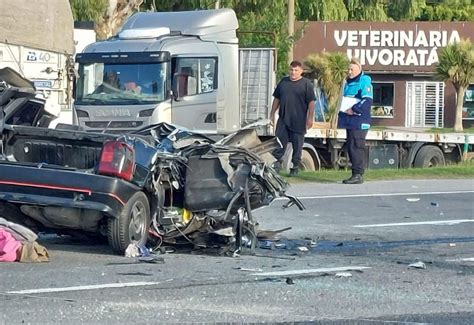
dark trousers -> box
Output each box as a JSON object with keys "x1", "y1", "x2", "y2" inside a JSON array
[
  {"x1": 273, "y1": 122, "x2": 305, "y2": 167},
  {"x1": 346, "y1": 129, "x2": 368, "y2": 175}
]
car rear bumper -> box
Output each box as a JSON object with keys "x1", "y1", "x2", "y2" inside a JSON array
[{"x1": 0, "y1": 162, "x2": 141, "y2": 217}]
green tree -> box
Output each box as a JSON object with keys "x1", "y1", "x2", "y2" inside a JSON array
[
  {"x1": 435, "y1": 39, "x2": 474, "y2": 132},
  {"x1": 296, "y1": 0, "x2": 348, "y2": 21},
  {"x1": 419, "y1": 0, "x2": 473, "y2": 21},
  {"x1": 70, "y1": 0, "x2": 108, "y2": 21},
  {"x1": 305, "y1": 52, "x2": 349, "y2": 127},
  {"x1": 236, "y1": 1, "x2": 291, "y2": 78},
  {"x1": 388, "y1": 0, "x2": 426, "y2": 21},
  {"x1": 345, "y1": 0, "x2": 388, "y2": 21}
]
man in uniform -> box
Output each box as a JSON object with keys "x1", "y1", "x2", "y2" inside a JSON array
[{"x1": 338, "y1": 58, "x2": 373, "y2": 184}]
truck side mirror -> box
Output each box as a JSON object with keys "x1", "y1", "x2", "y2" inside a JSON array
[{"x1": 72, "y1": 78, "x2": 76, "y2": 100}]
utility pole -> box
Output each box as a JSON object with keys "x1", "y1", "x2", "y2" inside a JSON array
[{"x1": 287, "y1": 0, "x2": 294, "y2": 64}]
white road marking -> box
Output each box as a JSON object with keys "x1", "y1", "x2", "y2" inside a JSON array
[
  {"x1": 251, "y1": 266, "x2": 370, "y2": 276},
  {"x1": 7, "y1": 281, "x2": 161, "y2": 295},
  {"x1": 353, "y1": 219, "x2": 474, "y2": 228},
  {"x1": 276, "y1": 190, "x2": 474, "y2": 200},
  {"x1": 446, "y1": 257, "x2": 474, "y2": 262}
]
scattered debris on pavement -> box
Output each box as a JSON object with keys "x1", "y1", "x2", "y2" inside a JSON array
[
  {"x1": 234, "y1": 267, "x2": 263, "y2": 272},
  {"x1": 138, "y1": 256, "x2": 164, "y2": 264},
  {"x1": 409, "y1": 261, "x2": 426, "y2": 269},
  {"x1": 257, "y1": 227, "x2": 292, "y2": 241},
  {"x1": 335, "y1": 272, "x2": 353, "y2": 278}
]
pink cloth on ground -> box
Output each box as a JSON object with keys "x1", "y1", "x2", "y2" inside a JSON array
[{"x1": 0, "y1": 228, "x2": 21, "y2": 262}]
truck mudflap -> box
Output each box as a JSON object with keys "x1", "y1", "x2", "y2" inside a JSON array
[{"x1": 0, "y1": 162, "x2": 141, "y2": 218}]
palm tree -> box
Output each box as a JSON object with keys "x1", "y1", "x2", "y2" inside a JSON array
[
  {"x1": 305, "y1": 52, "x2": 349, "y2": 128},
  {"x1": 435, "y1": 39, "x2": 474, "y2": 132}
]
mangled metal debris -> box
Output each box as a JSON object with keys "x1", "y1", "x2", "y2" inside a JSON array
[{"x1": 131, "y1": 122, "x2": 305, "y2": 255}]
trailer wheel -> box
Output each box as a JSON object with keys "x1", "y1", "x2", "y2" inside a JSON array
[
  {"x1": 299, "y1": 150, "x2": 316, "y2": 171},
  {"x1": 108, "y1": 191, "x2": 150, "y2": 254},
  {"x1": 414, "y1": 146, "x2": 445, "y2": 168}
]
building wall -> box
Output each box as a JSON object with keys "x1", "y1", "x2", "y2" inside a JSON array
[
  {"x1": 369, "y1": 74, "x2": 458, "y2": 128},
  {"x1": 369, "y1": 74, "x2": 406, "y2": 127}
]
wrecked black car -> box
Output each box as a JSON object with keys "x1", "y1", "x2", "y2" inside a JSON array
[
  {"x1": 0, "y1": 69, "x2": 303, "y2": 255},
  {"x1": 0, "y1": 67, "x2": 56, "y2": 128}
]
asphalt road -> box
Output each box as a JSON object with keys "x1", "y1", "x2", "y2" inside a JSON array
[{"x1": 1, "y1": 179, "x2": 473, "y2": 324}]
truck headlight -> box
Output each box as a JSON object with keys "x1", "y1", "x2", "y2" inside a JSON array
[
  {"x1": 139, "y1": 109, "x2": 154, "y2": 117},
  {"x1": 76, "y1": 110, "x2": 89, "y2": 118}
]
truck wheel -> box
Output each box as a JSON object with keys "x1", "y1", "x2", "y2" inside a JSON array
[
  {"x1": 108, "y1": 191, "x2": 150, "y2": 254},
  {"x1": 414, "y1": 146, "x2": 445, "y2": 168},
  {"x1": 299, "y1": 150, "x2": 316, "y2": 171}
]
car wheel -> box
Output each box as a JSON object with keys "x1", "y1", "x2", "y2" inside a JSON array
[
  {"x1": 108, "y1": 191, "x2": 150, "y2": 254},
  {"x1": 413, "y1": 145, "x2": 445, "y2": 168}
]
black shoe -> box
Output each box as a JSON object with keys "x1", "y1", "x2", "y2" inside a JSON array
[
  {"x1": 288, "y1": 168, "x2": 299, "y2": 177},
  {"x1": 343, "y1": 174, "x2": 363, "y2": 184}
]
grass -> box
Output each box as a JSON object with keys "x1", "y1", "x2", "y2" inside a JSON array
[{"x1": 282, "y1": 163, "x2": 474, "y2": 183}]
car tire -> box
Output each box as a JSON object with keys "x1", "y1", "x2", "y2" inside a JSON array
[
  {"x1": 413, "y1": 145, "x2": 445, "y2": 168},
  {"x1": 108, "y1": 191, "x2": 150, "y2": 254}
]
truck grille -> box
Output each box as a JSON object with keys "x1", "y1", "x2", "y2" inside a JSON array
[{"x1": 85, "y1": 121, "x2": 143, "y2": 129}]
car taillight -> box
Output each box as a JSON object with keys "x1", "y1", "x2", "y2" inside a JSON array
[{"x1": 98, "y1": 140, "x2": 135, "y2": 181}]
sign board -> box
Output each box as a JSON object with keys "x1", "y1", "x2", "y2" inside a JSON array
[
  {"x1": 294, "y1": 22, "x2": 474, "y2": 73},
  {"x1": 33, "y1": 80, "x2": 53, "y2": 89}
]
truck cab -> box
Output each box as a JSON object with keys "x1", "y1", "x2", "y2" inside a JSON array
[{"x1": 74, "y1": 9, "x2": 241, "y2": 135}]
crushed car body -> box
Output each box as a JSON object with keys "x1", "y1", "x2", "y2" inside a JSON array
[
  {"x1": 0, "y1": 67, "x2": 56, "y2": 128},
  {"x1": 0, "y1": 70, "x2": 304, "y2": 255}
]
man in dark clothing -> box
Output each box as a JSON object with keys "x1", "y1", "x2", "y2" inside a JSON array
[
  {"x1": 270, "y1": 60, "x2": 315, "y2": 176},
  {"x1": 338, "y1": 58, "x2": 373, "y2": 184}
]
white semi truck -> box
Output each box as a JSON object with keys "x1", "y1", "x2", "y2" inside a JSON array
[
  {"x1": 73, "y1": 8, "x2": 473, "y2": 171},
  {"x1": 74, "y1": 9, "x2": 274, "y2": 136}
]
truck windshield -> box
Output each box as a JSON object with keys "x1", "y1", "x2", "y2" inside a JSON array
[{"x1": 75, "y1": 62, "x2": 168, "y2": 105}]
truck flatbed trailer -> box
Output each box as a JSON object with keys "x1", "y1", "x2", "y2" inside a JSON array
[{"x1": 299, "y1": 126, "x2": 474, "y2": 171}]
